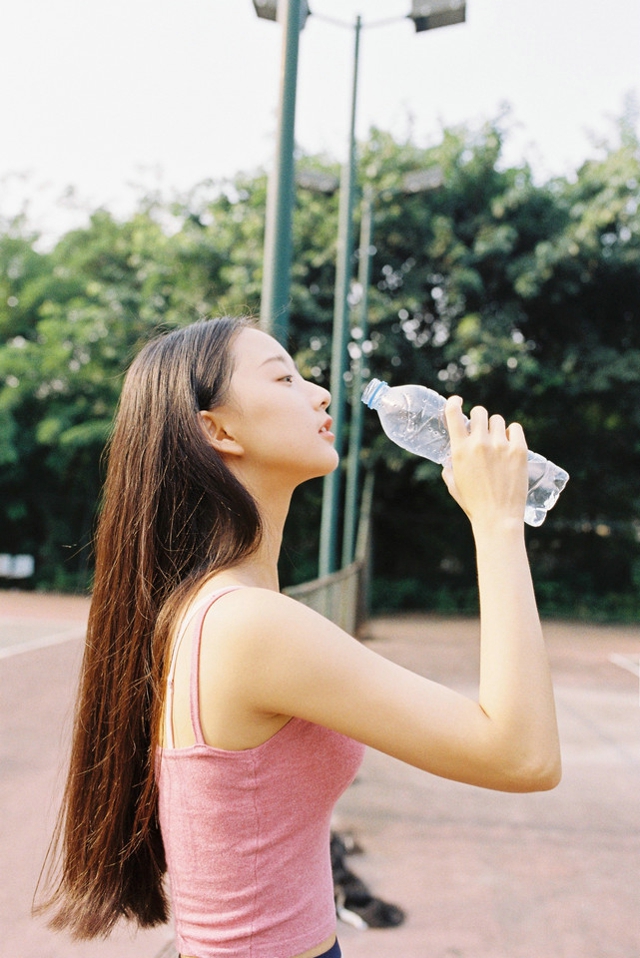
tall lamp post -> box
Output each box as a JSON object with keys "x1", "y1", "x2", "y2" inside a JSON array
[
  {"x1": 341, "y1": 185, "x2": 374, "y2": 568},
  {"x1": 253, "y1": 0, "x2": 309, "y2": 344},
  {"x1": 340, "y1": 167, "x2": 444, "y2": 568},
  {"x1": 318, "y1": 1, "x2": 467, "y2": 576},
  {"x1": 318, "y1": 15, "x2": 362, "y2": 577}
]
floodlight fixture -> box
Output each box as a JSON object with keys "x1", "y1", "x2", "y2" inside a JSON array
[
  {"x1": 296, "y1": 169, "x2": 339, "y2": 194},
  {"x1": 409, "y1": 0, "x2": 466, "y2": 32},
  {"x1": 252, "y1": 0, "x2": 277, "y2": 20},
  {"x1": 402, "y1": 166, "x2": 444, "y2": 193},
  {"x1": 252, "y1": 0, "x2": 310, "y2": 29}
]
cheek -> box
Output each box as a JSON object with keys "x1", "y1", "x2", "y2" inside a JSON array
[
  {"x1": 228, "y1": 390, "x2": 277, "y2": 439},
  {"x1": 243, "y1": 405, "x2": 301, "y2": 456}
]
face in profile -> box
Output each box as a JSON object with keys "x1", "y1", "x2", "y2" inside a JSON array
[{"x1": 201, "y1": 327, "x2": 338, "y2": 489}]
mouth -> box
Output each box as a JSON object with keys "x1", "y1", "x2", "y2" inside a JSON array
[{"x1": 319, "y1": 416, "x2": 334, "y2": 438}]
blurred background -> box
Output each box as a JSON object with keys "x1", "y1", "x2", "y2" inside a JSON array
[
  {"x1": 1, "y1": 0, "x2": 640, "y2": 619},
  {"x1": 2, "y1": 7, "x2": 640, "y2": 957}
]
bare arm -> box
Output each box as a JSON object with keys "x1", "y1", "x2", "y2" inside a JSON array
[
  {"x1": 442, "y1": 398, "x2": 561, "y2": 789},
  {"x1": 198, "y1": 399, "x2": 561, "y2": 792}
]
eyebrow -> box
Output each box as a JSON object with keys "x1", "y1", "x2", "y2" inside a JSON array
[{"x1": 260, "y1": 354, "x2": 298, "y2": 371}]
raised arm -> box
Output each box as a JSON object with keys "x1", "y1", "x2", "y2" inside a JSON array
[
  {"x1": 196, "y1": 399, "x2": 561, "y2": 793},
  {"x1": 441, "y1": 397, "x2": 561, "y2": 789}
]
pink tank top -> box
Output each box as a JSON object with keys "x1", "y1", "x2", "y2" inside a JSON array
[{"x1": 156, "y1": 588, "x2": 365, "y2": 958}]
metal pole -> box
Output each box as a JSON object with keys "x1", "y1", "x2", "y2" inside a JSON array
[
  {"x1": 259, "y1": 0, "x2": 302, "y2": 344},
  {"x1": 342, "y1": 186, "x2": 373, "y2": 567},
  {"x1": 318, "y1": 15, "x2": 361, "y2": 576}
]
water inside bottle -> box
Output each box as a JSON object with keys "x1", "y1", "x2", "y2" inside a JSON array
[{"x1": 524, "y1": 452, "x2": 570, "y2": 526}]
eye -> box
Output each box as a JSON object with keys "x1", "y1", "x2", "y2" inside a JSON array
[{"x1": 279, "y1": 374, "x2": 294, "y2": 383}]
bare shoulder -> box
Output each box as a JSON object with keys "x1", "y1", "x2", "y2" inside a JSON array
[
  {"x1": 197, "y1": 584, "x2": 370, "y2": 712},
  {"x1": 196, "y1": 585, "x2": 366, "y2": 735},
  {"x1": 198, "y1": 585, "x2": 408, "y2": 731},
  {"x1": 199, "y1": 585, "x2": 351, "y2": 651}
]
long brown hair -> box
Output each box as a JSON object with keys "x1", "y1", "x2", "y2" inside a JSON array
[{"x1": 36, "y1": 316, "x2": 261, "y2": 937}]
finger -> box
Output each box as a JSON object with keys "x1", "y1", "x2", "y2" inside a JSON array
[
  {"x1": 488, "y1": 413, "x2": 507, "y2": 439},
  {"x1": 444, "y1": 396, "x2": 468, "y2": 441},
  {"x1": 468, "y1": 405, "x2": 489, "y2": 434},
  {"x1": 506, "y1": 420, "x2": 527, "y2": 448}
]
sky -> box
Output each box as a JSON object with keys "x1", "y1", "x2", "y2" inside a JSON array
[{"x1": 2, "y1": 0, "x2": 639, "y2": 244}]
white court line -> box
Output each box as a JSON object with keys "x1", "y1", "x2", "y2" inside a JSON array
[
  {"x1": 609, "y1": 654, "x2": 640, "y2": 705},
  {"x1": 609, "y1": 653, "x2": 640, "y2": 677},
  {"x1": 153, "y1": 942, "x2": 178, "y2": 958},
  {"x1": 0, "y1": 626, "x2": 87, "y2": 659}
]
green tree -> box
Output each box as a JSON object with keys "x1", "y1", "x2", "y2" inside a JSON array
[
  {"x1": 1, "y1": 119, "x2": 639, "y2": 616},
  {"x1": 0, "y1": 209, "x2": 180, "y2": 587},
  {"x1": 351, "y1": 123, "x2": 640, "y2": 613}
]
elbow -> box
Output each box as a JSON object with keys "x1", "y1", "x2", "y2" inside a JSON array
[
  {"x1": 540, "y1": 750, "x2": 563, "y2": 790},
  {"x1": 519, "y1": 758, "x2": 562, "y2": 793},
  {"x1": 504, "y1": 748, "x2": 562, "y2": 793}
]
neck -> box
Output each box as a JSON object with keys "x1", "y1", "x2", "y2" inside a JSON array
[{"x1": 213, "y1": 480, "x2": 293, "y2": 593}]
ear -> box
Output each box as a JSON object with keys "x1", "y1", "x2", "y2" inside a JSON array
[{"x1": 199, "y1": 410, "x2": 244, "y2": 458}]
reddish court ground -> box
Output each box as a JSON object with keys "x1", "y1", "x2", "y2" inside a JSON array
[{"x1": 1, "y1": 590, "x2": 639, "y2": 958}]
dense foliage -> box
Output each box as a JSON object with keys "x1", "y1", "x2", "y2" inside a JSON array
[{"x1": 2, "y1": 120, "x2": 640, "y2": 618}]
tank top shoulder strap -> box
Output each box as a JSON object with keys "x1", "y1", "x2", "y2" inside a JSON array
[{"x1": 189, "y1": 586, "x2": 244, "y2": 744}]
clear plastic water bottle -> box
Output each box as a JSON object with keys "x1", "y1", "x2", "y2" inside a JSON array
[{"x1": 362, "y1": 378, "x2": 569, "y2": 527}]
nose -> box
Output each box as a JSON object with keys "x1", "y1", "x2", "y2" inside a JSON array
[
  {"x1": 317, "y1": 384, "x2": 331, "y2": 409},
  {"x1": 309, "y1": 380, "x2": 331, "y2": 409}
]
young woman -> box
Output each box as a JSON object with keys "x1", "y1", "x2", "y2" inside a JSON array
[{"x1": 38, "y1": 316, "x2": 561, "y2": 958}]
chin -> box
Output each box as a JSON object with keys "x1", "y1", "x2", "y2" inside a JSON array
[
  {"x1": 300, "y1": 451, "x2": 340, "y2": 484},
  {"x1": 322, "y1": 449, "x2": 340, "y2": 475}
]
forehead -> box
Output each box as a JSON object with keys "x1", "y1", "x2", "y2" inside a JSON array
[{"x1": 232, "y1": 327, "x2": 291, "y2": 370}]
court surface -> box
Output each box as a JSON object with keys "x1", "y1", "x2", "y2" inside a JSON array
[{"x1": 1, "y1": 590, "x2": 638, "y2": 958}]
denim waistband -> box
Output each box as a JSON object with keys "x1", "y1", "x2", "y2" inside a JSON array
[{"x1": 317, "y1": 940, "x2": 341, "y2": 958}]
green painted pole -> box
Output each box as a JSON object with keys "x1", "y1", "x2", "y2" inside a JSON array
[
  {"x1": 259, "y1": 0, "x2": 302, "y2": 345},
  {"x1": 342, "y1": 186, "x2": 373, "y2": 567},
  {"x1": 319, "y1": 15, "x2": 361, "y2": 576}
]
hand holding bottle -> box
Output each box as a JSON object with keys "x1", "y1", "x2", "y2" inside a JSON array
[
  {"x1": 442, "y1": 397, "x2": 529, "y2": 529},
  {"x1": 362, "y1": 379, "x2": 568, "y2": 526}
]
